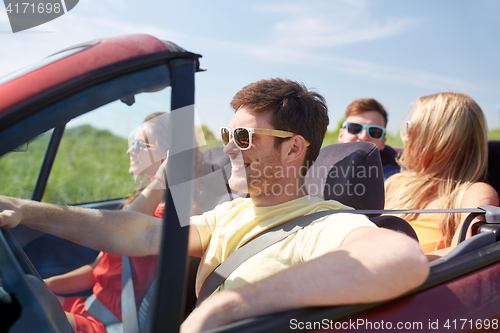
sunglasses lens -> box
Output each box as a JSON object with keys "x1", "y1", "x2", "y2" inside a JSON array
[
  {"x1": 129, "y1": 140, "x2": 139, "y2": 152},
  {"x1": 129, "y1": 141, "x2": 141, "y2": 153},
  {"x1": 221, "y1": 128, "x2": 230, "y2": 146},
  {"x1": 368, "y1": 127, "x2": 384, "y2": 139},
  {"x1": 346, "y1": 123, "x2": 363, "y2": 135},
  {"x1": 234, "y1": 128, "x2": 250, "y2": 149}
]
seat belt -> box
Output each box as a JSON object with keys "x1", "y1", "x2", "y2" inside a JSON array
[
  {"x1": 196, "y1": 207, "x2": 486, "y2": 304},
  {"x1": 121, "y1": 256, "x2": 140, "y2": 333},
  {"x1": 84, "y1": 256, "x2": 140, "y2": 333},
  {"x1": 85, "y1": 296, "x2": 120, "y2": 328}
]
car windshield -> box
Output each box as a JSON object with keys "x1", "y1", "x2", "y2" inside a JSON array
[{"x1": 0, "y1": 88, "x2": 172, "y2": 205}]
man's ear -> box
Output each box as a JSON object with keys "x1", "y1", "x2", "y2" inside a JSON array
[
  {"x1": 380, "y1": 136, "x2": 387, "y2": 150},
  {"x1": 282, "y1": 136, "x2": 308, "y2": 164},
  {"x1": 338, "y1": 128, "x2": 345, "y2": 143}
]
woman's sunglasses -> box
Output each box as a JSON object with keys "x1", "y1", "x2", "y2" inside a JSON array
[
  {"x1": 342, "y1": 122, "x2": 386, "y2": 140},
  {"x1": 129, "y1": 139, "x2": 153, "y2": 153},
  {"x1": 220, "y1": 127, "x2": 309, "y2": 150}
]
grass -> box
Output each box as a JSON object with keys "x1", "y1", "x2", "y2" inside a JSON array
[
  {"x1": 0, "y1": 125, "x2": 136, "y2": 205},
  {"x1": 489, "y1": 128, "x2": 500, "y2": 140},
  {"x1": 0, "y1": 133, "x2": 50, "y2": 200}
]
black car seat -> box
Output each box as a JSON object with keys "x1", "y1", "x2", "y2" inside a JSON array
[
  {"x1": 474, "y1": 140, "x2": 500, "y2": 240},
  {"x1": 486, "y1": 140, "x2": 500, "y2": 202},
  {"x1": 380, "y1": 145, "x2": 401, "y2": 179},
  {"x1": 462, "y1": 140, "x2": 500, "y2": 241},
  {"x1": 305, "y1": 141, "x2": 418, "y2": 239},
  {"x1": 379, "y1": 144, "x2": 399, "y2": 168},
  {"x1": 305, "y1": 141, "x2": 385, "y2": 210}
]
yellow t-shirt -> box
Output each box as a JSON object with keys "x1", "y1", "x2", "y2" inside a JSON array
[{"x1": 192, "y1": 195, "x2": 376, "y2": 298}]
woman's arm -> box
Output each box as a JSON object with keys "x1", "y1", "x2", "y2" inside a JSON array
[
  {"x1": 460, "y1": 182, "x2": 499, "y2": 209},
  {"x1": 127, "y1": 156, "x2": 167, "y2": 216},
  {"x1": 419, "y1": 182, "x2": 498, "y2": 261},
  {"x1": 126, "y1": 180, "x2": 165, "y2": 216},
  {"x1": 451, "y1": 182, "x2": 499, "y2": 246},
  {"x1": 44, "y1": 252, "x2": 103, "y2": 294}
]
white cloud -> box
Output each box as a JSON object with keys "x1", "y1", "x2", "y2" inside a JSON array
[
  {"x1": 274, "y1": 17, "x2": 419, "y2": 48},
  {"x1": 254, "y1": 0, "x2": 420, "y2": 49}
]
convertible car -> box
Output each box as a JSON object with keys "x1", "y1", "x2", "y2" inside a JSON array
[{"x1": 1, "y1": 34, "x2": 500, "y2": 332}]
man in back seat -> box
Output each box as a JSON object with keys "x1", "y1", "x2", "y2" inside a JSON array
[
  {"x1": 0, "y1": 78, "x2": 429, "y2": 333},
  {"x1": 338, "y1": 98, "x2": 400, "y2": 180}
]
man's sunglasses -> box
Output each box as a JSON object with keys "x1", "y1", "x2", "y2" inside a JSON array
[
  {"x1": 220, "y1": 127, "x2": 310, "y2": 150},
  {"x1": 129, "y1": 139, "x2": 153, "y2": 153},
  {"x1": 342, "y1": 122, "x2": 386, "y2": 140}
]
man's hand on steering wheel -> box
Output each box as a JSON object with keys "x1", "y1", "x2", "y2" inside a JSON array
[{"x1": 0, "y1": 196, "x2": 23, "y2": 229}]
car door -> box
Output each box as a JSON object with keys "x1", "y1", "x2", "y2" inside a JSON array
[{"x1": 0, "y1": 34, "x2": 200, "y2": 332}]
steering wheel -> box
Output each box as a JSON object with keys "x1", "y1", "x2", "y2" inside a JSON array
[{"x1": 0, "y1": 227, "x2": 73, "y2": 333}]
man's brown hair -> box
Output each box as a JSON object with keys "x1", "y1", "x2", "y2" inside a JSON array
[
  {"x1": 231, "y1": 78, "x2": 329, "y2": 172},
  {"x1": 344, "y1": 98, "x2": 388, "y2": 126}
]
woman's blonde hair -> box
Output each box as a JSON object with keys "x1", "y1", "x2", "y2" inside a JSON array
[{"x1": 385, "y1": 92, "x2": 488, "y2": 248}]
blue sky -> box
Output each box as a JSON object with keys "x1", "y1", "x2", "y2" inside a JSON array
[{"x1": 1, "y1": 0, "x2": 499, "y2": 134}]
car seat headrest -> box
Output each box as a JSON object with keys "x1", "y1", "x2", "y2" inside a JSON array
[
  {"x1": 380, "y1": 145, "x2": 399, "y2": 166},
  {"x1": 305, "y1": 142, "x2": 385, "y2": 210}
]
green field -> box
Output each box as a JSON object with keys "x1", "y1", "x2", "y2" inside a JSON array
[
  {"x1": 489, "y1": 128, "x2": 500, "y2": 140},
  {"x1": 0, "y1": 125, "x2": 135, "y2": 205}
]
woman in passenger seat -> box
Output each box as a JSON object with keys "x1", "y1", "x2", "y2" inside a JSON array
[
  {"x1": 44, "y1": 112, "x2": 210, "y2": 333},
  {"x1": 385, "y1": 92, "x2": 499, "y2": 256}
]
